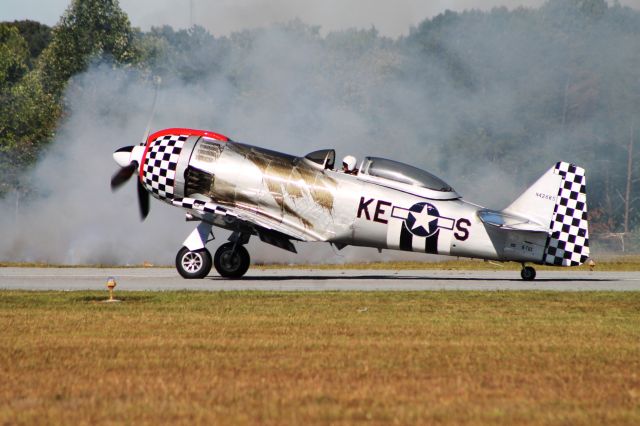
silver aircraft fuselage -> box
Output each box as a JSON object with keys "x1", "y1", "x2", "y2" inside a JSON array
[
  {"x1": 161, "y1": 134, "x2": 546, "y2": 264},
  {"x1": 112, "y1": 127, "x2": 589, "y2": 279}
]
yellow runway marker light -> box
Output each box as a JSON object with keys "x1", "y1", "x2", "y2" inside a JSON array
[{"x1": 103, "y1": 277, "x2": 121, "y2": 303}]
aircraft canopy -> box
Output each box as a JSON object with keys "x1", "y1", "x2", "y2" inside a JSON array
[
  {"x1": 360, "y1": 157, "x2": 454, "y2": 192},
  {"x1": 304, "y1": 149, "x2": 335, "y2": 170}
]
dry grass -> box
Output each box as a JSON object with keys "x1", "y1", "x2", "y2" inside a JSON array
[{"x1": 1, "y1": 291, "x2": 639, "y2": 425}]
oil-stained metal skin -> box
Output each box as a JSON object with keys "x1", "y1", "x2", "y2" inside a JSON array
[
  {"x1": 226, "y1": 142, "x2": 337, "y2": 229},
  {"x1": 210, "y1": 176, "x2": 256, "y2": 210},
  {"x1": 113, "y1": 127, "x2": 591, "y2": 280}
]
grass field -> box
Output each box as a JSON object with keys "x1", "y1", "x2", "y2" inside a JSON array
[{"x1": 1, "y1": 291, "x2": 639, "y2": 425}]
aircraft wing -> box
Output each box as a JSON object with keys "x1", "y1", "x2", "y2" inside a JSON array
[
  {"x1": 172, "y1": 197, "x2": 233, "y2": 218},
  {"x1": 478, "y1": 209, "x2": 550, "y2": 233},
  {"x1": 172, "y1": 197, "x2": 309, "y2": 251}
]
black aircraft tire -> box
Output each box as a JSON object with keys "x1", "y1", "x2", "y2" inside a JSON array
[
  {"x1": 520, "y1": 266, "x2": 536, "y2": 281},
  {"x1": 176, "y1": 246, "x2": 212, "y2": 279},
  {"x1": 214, "y1": 243, "x2": 250, "y2": 279}
]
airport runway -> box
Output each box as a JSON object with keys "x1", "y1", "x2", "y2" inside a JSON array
[{"x1": 1, "y1": 267, "x2": 639, "y2": 291}]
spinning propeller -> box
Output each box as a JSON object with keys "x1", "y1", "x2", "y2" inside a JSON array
[
  {"x1": 110, "y1": 146, "x2": 150, "y2": 220},
  {"x1": 110, "y1": 77, "x2": 160, "y2": 221}
]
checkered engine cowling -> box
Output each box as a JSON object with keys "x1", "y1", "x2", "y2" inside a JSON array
[
  {"x1": 141, "y1": 134, "x2": 187, "y2": 200},
  {"x1": 543, "y1": 162, "x2": 589, "y2": 266}
]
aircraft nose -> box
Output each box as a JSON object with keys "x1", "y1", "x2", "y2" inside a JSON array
[{"x1": 113, "y1": 146, "x2": 134, "y2": 167}]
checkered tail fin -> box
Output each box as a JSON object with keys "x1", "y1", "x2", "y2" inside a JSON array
[
  {"x1": 543, "y1": 162, "x2": 589, "y2": 266},
  {"x1": 503, "y1": 162, "x2": 590, "y2": 266}
]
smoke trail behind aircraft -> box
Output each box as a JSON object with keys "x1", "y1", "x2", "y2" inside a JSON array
[{"x1": 3, "y1": 1, "x2": 635, "y2": 264}]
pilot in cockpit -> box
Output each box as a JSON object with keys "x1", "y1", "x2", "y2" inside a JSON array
[{"x1": 342, "y1": 155, "x2": 358, "y2": 175}]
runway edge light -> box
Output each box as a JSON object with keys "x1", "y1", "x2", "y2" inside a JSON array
[{"x1": 103, "y1": 276, "x2": 122, "y2": 303}]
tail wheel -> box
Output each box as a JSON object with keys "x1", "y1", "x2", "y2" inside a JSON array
[
  {"x1": 176, "y1": 246, "x2": 212, "y2": 279},
  {"x1": 214, "y1": 242, "x2": 250, "y2": 279},
  {"x1": 521, "y1": 266, "x2": 536, "y2": 281}
]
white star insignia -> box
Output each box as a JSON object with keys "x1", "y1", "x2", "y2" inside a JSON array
[{"x1": 409, "y1": 207, "x2": 438, "y2": 233}]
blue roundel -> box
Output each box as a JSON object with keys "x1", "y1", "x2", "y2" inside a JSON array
[{"x1": 404, "y1": 202, "x2": 440, "y2": 237}]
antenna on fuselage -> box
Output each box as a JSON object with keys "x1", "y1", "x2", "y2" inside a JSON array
[
  {"x1": 190, "y1": 0, "x2": 194, "y2": 27},
  {"x1": 141, "y1": 76, "x2": 161, "y2": 145}
]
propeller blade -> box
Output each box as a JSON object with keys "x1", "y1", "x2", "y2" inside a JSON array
[
  {"x1": 110, "y1": 162, "x2": 138, "y2": 191},
  {"x1": 137, "y1": 179, "x2": 150, "y2": 220}
]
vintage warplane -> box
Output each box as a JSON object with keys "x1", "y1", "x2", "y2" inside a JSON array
[{"x1": 111, "y1": 128, "x2": 589, "y2": 280}]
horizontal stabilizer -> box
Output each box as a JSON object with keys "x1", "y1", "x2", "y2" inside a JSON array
[{"x1": 478, "y1": 210, "x2": 549, "y2": 233}]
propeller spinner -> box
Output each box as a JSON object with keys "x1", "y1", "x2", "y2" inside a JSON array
[{"x1": 110, "y1": 145, "x2": 150, "y2": 220}]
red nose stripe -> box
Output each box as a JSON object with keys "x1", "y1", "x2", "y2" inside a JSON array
[
  {"x1": 139, "y1": 128, "x2": 230, "y2": 181},
  {"x1": 147, "y1": 128, "x2": 229, "y2": 143}
]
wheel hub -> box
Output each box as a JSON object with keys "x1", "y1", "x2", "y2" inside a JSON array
[
  {"x1": 221, "y1": 251, "x2": 240, "y2": 271},
  {"x1": 182, "y1": 252, "x2": 203, "y2": 272}
]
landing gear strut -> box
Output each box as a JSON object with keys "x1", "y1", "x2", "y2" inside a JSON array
[
  {"x1": 520, "y1": 265, "x2": 536, "y2": 281},
  {"x1": 214, "y1": 242, "x2": 250, "y2": 278}
]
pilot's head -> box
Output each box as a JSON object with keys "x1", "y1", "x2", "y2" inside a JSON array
[{"x1": 342, "y1": 155, "x2": 357, "y2": 173}]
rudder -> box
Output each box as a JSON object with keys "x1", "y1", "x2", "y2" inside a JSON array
[{"x1": 543, "y1": 162, "x2": 589, "y2": 266}]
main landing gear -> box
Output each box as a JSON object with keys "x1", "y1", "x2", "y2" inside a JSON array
[
  {"x1": 520, "y1": 264, "x2": 536, "y2": 281},
  {"x1": 175, "y1": 222, "x2": 251, "y2": 279},
  {"x1": 213, "y1": 243, "x2": 250, "y2": 278}
]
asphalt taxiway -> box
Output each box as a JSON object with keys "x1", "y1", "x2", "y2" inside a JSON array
[{"x1": 0, "y1": 267, "x2": 639, "y2": 291}]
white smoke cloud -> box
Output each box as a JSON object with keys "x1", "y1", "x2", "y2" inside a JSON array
[
  {"x1": 1, "y1": 3, "x2": 598, "y2": 265},
  {"x1": 0, "y1": 56, "x2": 457, "y2": 265}
]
